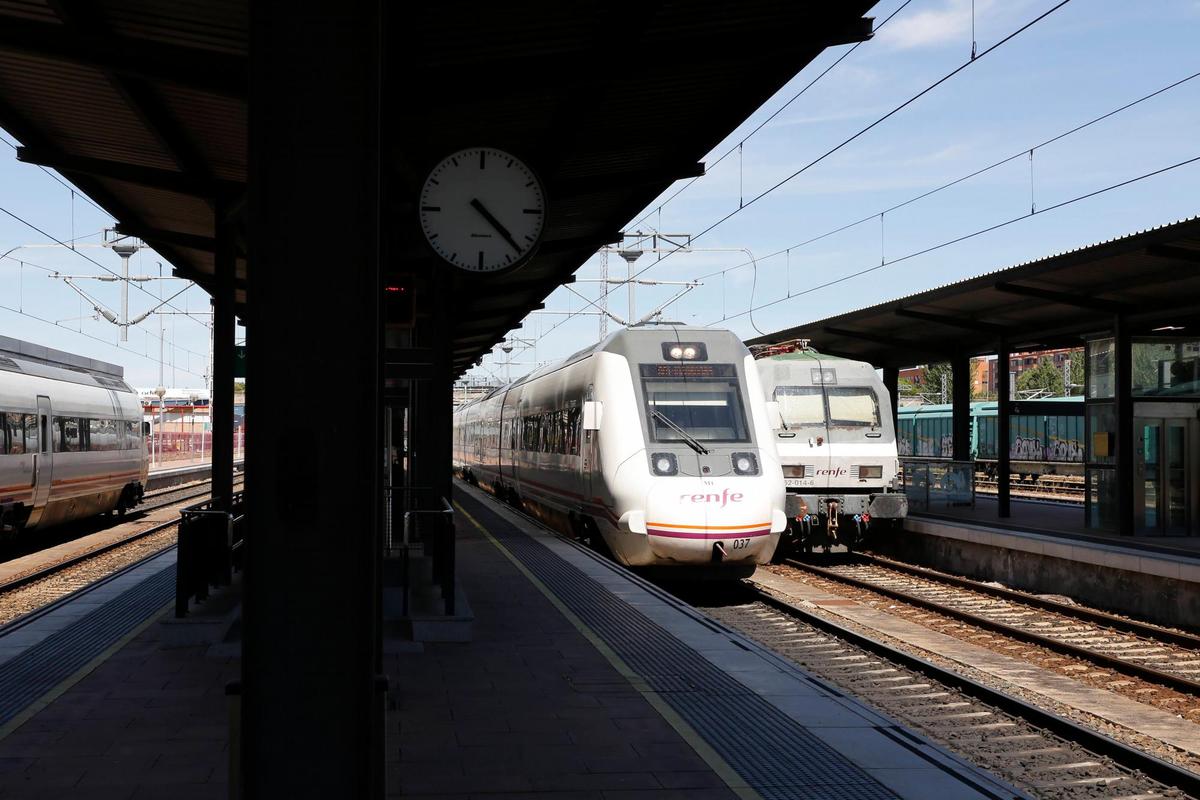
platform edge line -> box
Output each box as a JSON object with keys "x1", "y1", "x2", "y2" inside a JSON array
[
  {"x1": 0, "y1": 598, "x2": 175, "y2": 742},
  {"x1": 455, "y1": 500, "x2": 763, "y2": 800}
]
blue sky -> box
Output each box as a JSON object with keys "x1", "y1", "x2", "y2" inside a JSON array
[
  {"x1": 0, "y1": 137, "x2": 223, "y2": 390},
  {"x1": 470, "y1": 0, "x2": 1200, "y2": 384},
  {"x1": 1, "y1": 1, "x2": 1198, "y2": 389}
]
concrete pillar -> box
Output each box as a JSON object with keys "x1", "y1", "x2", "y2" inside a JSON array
[
  {"x1": 244, "y1": 3, "x2": 381, "y2": 797},
  {"x1": 211, "y1": 202, "x2": 235, "y2": 511},
  {"x1": 1115, "y1": 315, "x2": 1134, "y2": 535},
  {"x1": 951, "y1": 355, "x2": 971, "y2": 463},
  {"x1": 997, "y1": 343, "x2": 1011, "y2": 519}
]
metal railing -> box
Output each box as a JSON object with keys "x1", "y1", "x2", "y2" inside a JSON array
[
  {"x1": 384, "y1": 485, "x2": 456, "y2": 616},
  {"x1": 900, "y1": 459, "x2": 975, "y2": 513},
  {"x1": 176, "y1": 490, "x2": 246, "y2": 618}
]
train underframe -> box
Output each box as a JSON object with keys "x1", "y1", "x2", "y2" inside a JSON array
[{"x1": 778, "y1": 489, "x2": 907, "y2": 555}]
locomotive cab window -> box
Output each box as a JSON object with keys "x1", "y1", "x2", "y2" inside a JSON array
[
  {"x1": 773, "y1": 387, "x2": 825, "y2": 428},
  {"x1": 826, "y1": 388, "x2": 880, "y2": 428},
  {"x1": 643, "y1": 372, "x2": 749, "y2": 443}
]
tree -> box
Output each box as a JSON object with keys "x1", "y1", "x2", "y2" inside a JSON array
[
  {"x1": 898, "y1": 377, "x2": 918, "y2": 398},
  {"x1": 1017, "y1": 356, "x2": 1064, "y2": 397},
  {"x1": 922, "y1": 362, "x2": 953, "y2": 403},
  {"x1": 233, "y1": 381, "x2": 246, "y2": 394},
  {"x1": 1068, "y1": 353, "x2": 1083, "y2": 396}
]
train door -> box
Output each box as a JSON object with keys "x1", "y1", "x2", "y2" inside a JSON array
[
  {"x1": 581, "y1": 384, "x2": 596, "y2": 501},
  {"x1": 29, "y1": 395, "x2": 52, "y2": 521}
]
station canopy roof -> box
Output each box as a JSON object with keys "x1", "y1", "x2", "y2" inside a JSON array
[
  {"x1": 748, "y1": 216, "x2": 1200, "y2": 369},
  {"x1": 0, "y1": 1, "x2": 877, "y2": 376}
]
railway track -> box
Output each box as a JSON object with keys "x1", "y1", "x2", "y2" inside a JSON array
[
  {"x1": 779, "y1": 554, "x2": 1200, "y2": 698},
  {"x1": 699, "y1": 585, "x2": 1197, "y2": 800},
  {"x1": 0, "y1": 476, "x2": 243, "y2": 628}
]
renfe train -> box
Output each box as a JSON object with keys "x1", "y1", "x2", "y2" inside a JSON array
[
  {"x1": 453, "y1": 327, "x2": 787, "y2": 577},
  {"x1": 754, "y1": 342, "x2": 907, "y2": 552},
  {"x1": 0, "y1": 337, "x2": 147, "y2": 532}
]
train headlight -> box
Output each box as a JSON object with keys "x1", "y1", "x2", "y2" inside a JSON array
[
  {"x1": 660, "y1": 342, "x2": 708, "y2": 360},
  {"x1": 651, "y1": 452, "x2": 679, "y2": 476},
  {"x1": 857, "y1": 465, "x2": 883, "y2": 480},
  {"x1": 731, "y1": 452, "x2": 759, "y2": 475}
]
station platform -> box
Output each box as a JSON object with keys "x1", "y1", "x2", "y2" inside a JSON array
[
  {"x1": 0, "y1": 483, "x2": 1023, "y2": 799},
  {"x1": 890, "y1": 499, "x2": 1200, "y2": 629},
  {"x1": 145, "y1": 458, "x2": 244, "y2": 493}
]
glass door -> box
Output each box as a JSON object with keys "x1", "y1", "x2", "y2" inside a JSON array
[
  {"x1": 1164, "y1": 421, "x2": 1188, "y2": 536},
  {"x1": 1136, "y1": 418, "x2": 1193, "y2": 536}
]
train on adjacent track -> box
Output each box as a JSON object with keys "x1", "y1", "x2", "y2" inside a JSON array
[
  {"x1": 0, "y1": 338, "x2": 147, "y2": 533},
  {"x1": 453, "y1": 327, "x2": 787, "y2": 577},
  {"x1": 753, "y1": 341, "x2": 907, "y2": 553},
  {"x1": 897, "y1": 397, "x2": 1085, "y2": 477}
]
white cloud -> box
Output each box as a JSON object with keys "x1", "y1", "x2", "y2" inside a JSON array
[{"x1": 878, "y1": 0, "x2": 978, "y2": 50}]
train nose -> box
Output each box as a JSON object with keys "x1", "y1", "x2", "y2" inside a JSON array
[{"x1": 643, "y1": 481, "x2": 783, "y2": 565}]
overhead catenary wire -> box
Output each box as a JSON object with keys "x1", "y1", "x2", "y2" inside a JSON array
[
  {"x1": 706, "y1": 152, "x2": 1200, "y2": 327},
  {"x1": 602, "y1": 0, "x2": 1075, "y2": 309},
  {"x1": 0, "y1": 301, "x2": 207, "y2": 378},
  {"x1": 0, "y1": 201, "x2": 211, "y2": 328},
  {"x1": 625, "y1": 0, "x2": 915, "y2": 233},
  {"x1": 683, "y1": 66, "x2": 1200, "y2": 284}
]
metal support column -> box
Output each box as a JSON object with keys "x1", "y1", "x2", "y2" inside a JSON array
[
  {"x1": 882, "y1": 366, "x2": 899, "y2": 433},
  {"x1": 245, "y1": 3, "x2": 381, "y2": 797},
  {"x1": 951, "y1": 355, "x2": 971, "y2": 463},
  {"x1": 211, "y1": 202, "x2": 235, "y2": 511},
  {"x1": 1114, "y1": 314, "x2": 1134, "y2": 535},
  {"x1": 997, "y1": 343, "x2": 1012, "y2": 518}
]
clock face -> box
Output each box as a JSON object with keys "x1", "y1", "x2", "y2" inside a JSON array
[{"x1": 418, "y1": 147, "x2": 546, "y2": 273}]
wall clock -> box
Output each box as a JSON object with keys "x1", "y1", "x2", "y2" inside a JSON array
[{"x1": 418, "y1": 147, "x2": 546, "y2": 273}]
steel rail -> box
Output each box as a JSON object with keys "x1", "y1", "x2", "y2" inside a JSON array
[
  {"x1": 0, "y1": 477, "x2": 241, "y2": 598},
  {"x1": 748, "y1": 585, "x2": 1200, "y2": 799},
  {"x1": 861, "y1": 552, "x2": 1200, "y2": 647},
  {"x1": 784, "y1": 558, "x2": 1200, "y2": 697}
]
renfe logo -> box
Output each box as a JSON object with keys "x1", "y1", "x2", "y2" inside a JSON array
[
  {"x1": 680, "y1": 489, "x2": 744, "y2": 508},
  {"x1": 816, "y1": 467, "x2": 847, "y2": 477}
]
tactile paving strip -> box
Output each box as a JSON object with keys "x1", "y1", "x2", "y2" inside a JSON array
[
  {"x1": 463, "y1": 495, "x2": 899, "y2": 800},
  {"x1": 0, "y1": 563, "x2": 175, "y2": 727}
]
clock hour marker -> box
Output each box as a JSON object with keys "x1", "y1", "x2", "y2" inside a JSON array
[
  {"x1": 522, "y1": 208, "x2": 542, "y2": 214},
  {"x1": 524, "y1": 181, "x2": 534, "y2": 187},
  {"x1": 429, "y1": 178, "x2": 439, "y2": 185},
  {"x1": 421, "y1": 205, "x2": 441, "y2": 212},
  {"x1": 479, "y1": 151, "x2": 486, "y2": 169},
  {"x1": 451, "y1": 157, "x2": 459, "y2": 167},
  {"x1": 506, "y1": 158, "x2": 513, "y2": 168},
  {"x1": 478, "y1": 251, "x2": 484, "y2": 268}
]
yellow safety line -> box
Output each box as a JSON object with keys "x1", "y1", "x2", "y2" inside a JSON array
[
  {"x1": 0, "y1": 598, "x2": 175, "y2": 741},
  {"x1": 455, "y1": 499, "x2": 762, "y2": 800}
]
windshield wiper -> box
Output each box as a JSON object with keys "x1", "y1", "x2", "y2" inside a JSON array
[{"x1": 652, "y1": 410, "x2": 710, "y2": 455}]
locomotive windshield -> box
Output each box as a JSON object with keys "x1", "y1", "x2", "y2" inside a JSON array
[
  {"x1": 643, "y1": 374, "x2": 749, "y2": 443},
  {"x1": 775, "y1": 386, "x2": 880, "y2": 429}
]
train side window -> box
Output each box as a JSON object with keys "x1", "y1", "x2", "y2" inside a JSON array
[
  {"x1": 1, "y1": 411, "x2": 9, "y2": 454},
  {"x1": 89, "y1": 418, "x2": 118, "y2": 452},
  {"x1": 6, "y1": 412, "x2": 26, "y2": 455},
  {"x1": 24, "y1": 414, "x2": 37, "y2": 452},
  {"x1": 55, "y1": 416, "x2": 82, "y2": 453}
]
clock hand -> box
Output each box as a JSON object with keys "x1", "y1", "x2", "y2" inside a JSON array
[{"x1": 470, "y1": 198, "x2": 524, "y2": 255}]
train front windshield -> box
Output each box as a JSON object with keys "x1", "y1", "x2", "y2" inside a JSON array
[
  {"x1": 644, "y1": 376, "x2": 750, "y2": 443},
  {"x1": 775, "y1": 386, "x2": 881, "y2": 429}
]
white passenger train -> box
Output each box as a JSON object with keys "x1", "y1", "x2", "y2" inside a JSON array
[
  {"x1": 454, "y1": 328, "x2": 787, "y2": 577},
  {"x1": 0, "y1": 337, "x2": 147, "y2": 532},
  {"x1": 754, "y1": 341, "x2": 907, "y2": 552}
]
